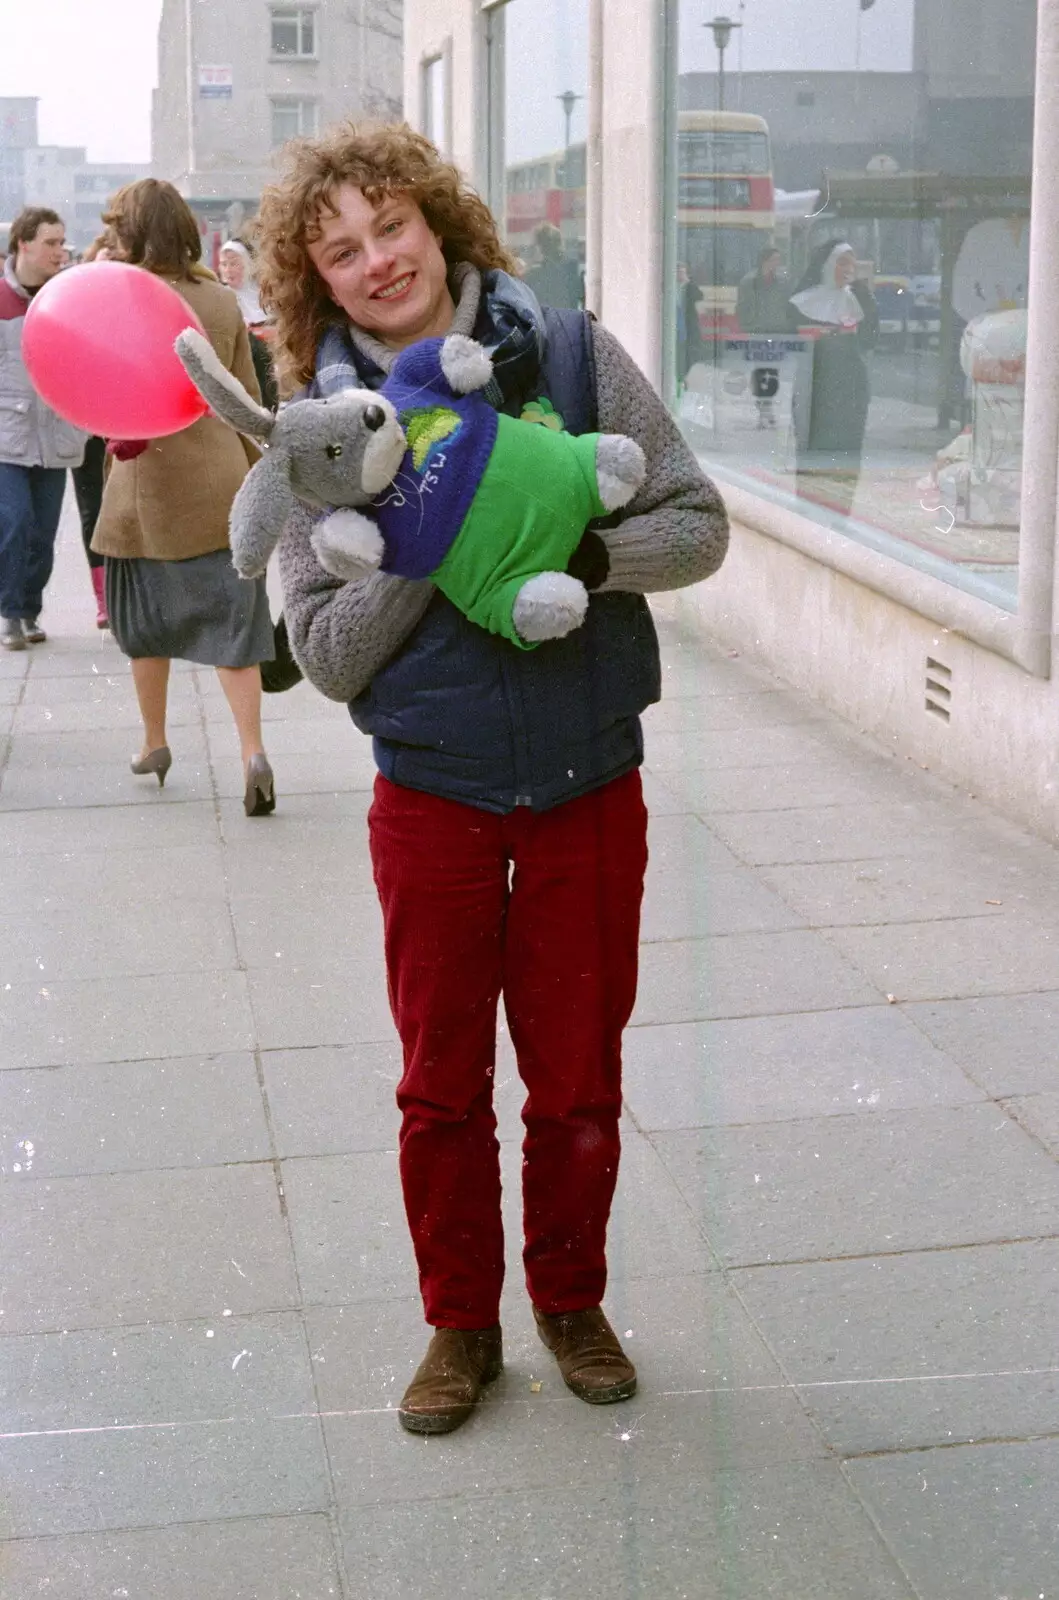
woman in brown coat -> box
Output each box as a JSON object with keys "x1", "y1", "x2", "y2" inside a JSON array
[{"x1": 91, "y1": 180, "x2": 276, "y2": 815}]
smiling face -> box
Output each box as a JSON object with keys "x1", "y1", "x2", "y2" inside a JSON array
[{"x1": 307, "y1": 184, "x2": 456, "y2": 350}]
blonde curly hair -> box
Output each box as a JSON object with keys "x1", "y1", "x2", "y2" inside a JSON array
[{"x1": 256, "y1": 122, "x2": 518, "y2": 387}]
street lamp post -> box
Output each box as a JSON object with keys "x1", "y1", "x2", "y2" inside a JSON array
[
  {"x1": 557, "y1": 89, "x2": 583, "y2": 187},
  {"x1": 705, "y1": 15, "x2": 742, "y2": 114}
]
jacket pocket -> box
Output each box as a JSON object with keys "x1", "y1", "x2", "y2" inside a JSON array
[
  {"x1": 49, "y1": 416, "x2": 86, "y2": 462},
  {"x1": 0, "y1": 395, "x2": 31, "y2": 460}
]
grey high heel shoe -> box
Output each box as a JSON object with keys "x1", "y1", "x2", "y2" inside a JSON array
[
  {"x1": 244, "y1": 753, "x2": 276, "y2": 817},
  {"x1": 130, "y1": 745, "x2": 172, "y2": 787}
]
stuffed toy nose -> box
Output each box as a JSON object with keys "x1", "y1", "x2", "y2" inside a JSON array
[{"x1": 364, "y1": 405, "x2": 386, "y2": 432}]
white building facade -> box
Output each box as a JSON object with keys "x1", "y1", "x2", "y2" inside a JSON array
[
  {"x1": 152, "y1": 0, "x2": 402, "y2": 220},
  {"x1": 1, "y1": 99, "x2": 148, "y2": 253},
  {"x1": 401, "y1": 0, "x2": 1059, "y2": 841}
]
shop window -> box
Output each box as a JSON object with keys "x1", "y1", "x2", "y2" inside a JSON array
[
  {"x1": 666, "y1": 0, "x2": 1036, "y2": 613},
  {"x1": 482, "y1": 0, "x2": 588, "y2": 309}
]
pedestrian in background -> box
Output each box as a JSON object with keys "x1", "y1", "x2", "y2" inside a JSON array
[
  {"x1": 736, "y1": 247, "x2": 790, "y2": 429},
  {"x1": 219, "y1": 238, "x2": 278, "y2": 410},
  {"x1": 0, "y1": 207, "x2": 87, "y2": 650},
  {"x1": 70, "y1": 232, "x2": 114, "y2": 630},
  {"x1": 91, "y1": 179, "x2": 277, "y2": 814},
  {"x1": 257, "y1": 122, "x2": 728, "y2": 1434}
]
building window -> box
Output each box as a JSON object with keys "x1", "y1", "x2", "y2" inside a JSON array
[
  {"x1": 271, "y1": 97, "x2": 319, "y2": 146},
  {"x1": 271, "y1": 6, "x2": 316, "y2": 59},
  {"x1": 666, "y1": 0, "x2": 1036, "y2": 614},
  {"x1": 483, "y1": 0, "x2": 588, "y2": 309}
]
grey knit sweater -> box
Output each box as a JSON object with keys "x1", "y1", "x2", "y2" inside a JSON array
[{"x1": 278, "y1": 289, "x2": 729, "y2": 703}]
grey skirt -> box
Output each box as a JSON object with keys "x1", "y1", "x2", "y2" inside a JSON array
[{"x1": 105, "y1": 550, "x2": 274, "y2": 668}]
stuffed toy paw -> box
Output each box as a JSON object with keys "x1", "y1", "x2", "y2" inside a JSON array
[{"x1": 175, "y1": 328, "x2": 645, "y2": 646}]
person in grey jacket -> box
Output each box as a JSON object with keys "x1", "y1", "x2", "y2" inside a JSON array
[
  {"x1": 0, "y1": 207, "x2": 86, "y2": 649},
  {"x1": 256, "y1": 122, "x2": 729, "y2": 1437}
]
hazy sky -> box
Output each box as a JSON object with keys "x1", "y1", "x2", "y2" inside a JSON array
[
  {"x1": 0, "y1": 0, "x2": 163, "y2": 163},
  {"x1": 1, "y1": 0, "x2": 916, "y2": 167}
]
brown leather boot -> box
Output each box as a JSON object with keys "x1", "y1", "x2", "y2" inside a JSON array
[
  {"x1": 398, "y1": 1325, "x2": 503, "y2": 1435},
  {"x1": 533, "y1": 1306, "x2": 638, "y2": 1404}
]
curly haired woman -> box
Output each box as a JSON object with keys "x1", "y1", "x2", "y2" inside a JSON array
[{"x1": 256, "y1": 123, "x2": 729, "y2": 1433}]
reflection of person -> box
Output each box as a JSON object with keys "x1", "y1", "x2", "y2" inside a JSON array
[
  {"x1": 736, "y1": 247, "x2": 788, "y2": 334},
  {"x1": 737, "y1": 247, "x2": 789, "y2": 427},
  {"x1": 219, "y1": 239, "x2": 278, "y2": 410},
  {"x1": 523, "y1": 222, "x2": 583, "y2": 310},
  {"x1": 676, "y1": 261, "x2": 707, "y2": 381},
  {"x1": 0, "y1": 208, "x2": 87, "y2": 651},
  {"x1": 91, "y1": 180, "x2": 277, "y2": 814},
  {"x1": 789, "y1": 239, "x2": 878, "y2": 515},
  {"x1": 257, "y1": 122, "x2": 729, "y2": 1436}
]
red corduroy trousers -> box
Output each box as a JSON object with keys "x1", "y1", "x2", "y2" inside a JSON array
[{"x1": 368, "y1": 769, "x2": 648, "y2": 1329}]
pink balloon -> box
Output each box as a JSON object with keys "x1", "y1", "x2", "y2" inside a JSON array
[{"x1": 22, "y1": 262, "x2": 210, "y2": 439}]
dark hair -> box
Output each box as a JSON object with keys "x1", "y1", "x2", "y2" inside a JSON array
[
  {"x1": 9, "y1": 207, "x2": 63, "y2": 255},
  {"x1": 102, "y1": 179, "x2": 202, "y2": 278},
  {"x1": 759, "y1": 245, "x2": 782, "y2": 269}
]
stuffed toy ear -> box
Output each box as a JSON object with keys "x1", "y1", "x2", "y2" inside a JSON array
[
  {"x1": 175, "y1": 328, "x2": 275, "y2": 441},
  {"x1": 439, "y1": 334, "x2": 494, "y2": 394},
  {"x1": 228, "y1": 449, "x2": 296, "y2": 578}
]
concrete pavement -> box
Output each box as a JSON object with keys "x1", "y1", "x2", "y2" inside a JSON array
[{"x1": 2, "y1": 494, "x2": 1059, "y2": 1598}]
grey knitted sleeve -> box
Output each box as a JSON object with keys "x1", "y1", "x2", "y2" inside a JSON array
[
  {"x1": 278, "y1": 500, "x2": 434, "y2": 703},
  {"x1": 591, "y1": 321, "x2": 729, "y2": 593}
]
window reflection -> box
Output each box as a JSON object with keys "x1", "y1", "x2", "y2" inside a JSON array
[
  {"x1": 669, "y1": 0, "x2": 1035, "y2": 610},
  {"x1": 490, "y1": 0, "x2": 587, "y2": 309}
]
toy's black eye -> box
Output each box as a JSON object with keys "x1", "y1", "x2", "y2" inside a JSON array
[
  {"x1": 364, "y1": 405, "x2": 386, "y2": 432},
  {"x1": 326, "y1": 443, "x2": 343, "y2": 459}
]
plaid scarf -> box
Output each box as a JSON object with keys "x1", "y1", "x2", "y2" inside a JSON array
[{"x1": 312, "y1": 266, "x2": 546, "y2": 418}]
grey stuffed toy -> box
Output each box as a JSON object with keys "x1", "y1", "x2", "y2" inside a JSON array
[{"x1": 175, "y1": 326, "x2": 645, "y2": 646}]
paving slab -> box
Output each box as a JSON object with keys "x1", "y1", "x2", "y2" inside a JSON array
[
  {"x1": 281, "y1": 1150, "x2": 415, "y2": 1308},
  {"x1": 827, "y1": 913, "x2": 1059, "y2": 1002},
  {"x1": 758, "y1": 853, "x2": 1037, "y2": 927},
  {"x1": 846, "y1": 1438, "x2": 1059, "y2": 1600},
  {"x1": 632, "y1": 928, "x2": 881, "y2": 1025},
  {"x1": 337, "y1": 1464, "x2": 914, "y2": 1600},
  {"x1": 0, "y1": 839, "x2": 228, "y2": 909},
  {"x1": 643, "y1": 689, "x2": 827, "y2": 734},
  {"x1": 730, "y1": 1239, "x2": 1059, "y2": 1454},
  {"x1": 621, "y1": 1007, "x2": 984, "y2": 1132},
  {"x1": 705, "y1": 798, "x2": 983, "y2": 866},
  {"x1": 0, "y1": 1315, "x2": 329, "y2": 1537},
  {"x1": 0, "y1": 969, "x2": 255, "y2": 1069},
  {"x1": 905, "y1": 991, "x2": 1059, "y2": 1095},
  {"x1": 0, "y1": 897, "x2": 237, "y2": 983},
  {"x1": 643, "y1": 721, "x2": 840, "y2": 774},
  {"x1": 0, "y1": 1515, "x2": 343, "y2": 1600},
  {"x1": 3, "y1": 1162, "x2": 296, "y2": 1332},
  {"x1": 641, "y1": 863, "x2": 807, "y2": 941},
  {"x1": 248, "y1": 960, "x2": 396, "y2": 1050},
  {"x1": 0, "y1": 798, "x2": 219, "y2": 854},
  {"x1": 0, "y1": 757, "x2": 215, "y2": 810},
  {"x1": 231, "y1": 892, "x2": 383, "y2": 969},
  {"x1": 0, "y1": 1052, "x2": 271, "y2": 1177},
  {"x1": 1005, "y1": 1090, "x2": 1059, "y2": 1157},
  {"x1": 652, "y1": 1102, "x2": 1059, "y2": 1267}
]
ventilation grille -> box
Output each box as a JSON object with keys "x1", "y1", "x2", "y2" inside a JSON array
[{"x1": 925, "y1": 656, "x2": 952, "y2": 722}]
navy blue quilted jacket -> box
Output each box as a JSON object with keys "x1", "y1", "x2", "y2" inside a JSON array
[{"x1": 345, "y1": 282, "x2": 661, "y2": 815}]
